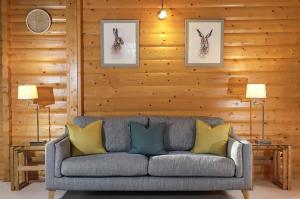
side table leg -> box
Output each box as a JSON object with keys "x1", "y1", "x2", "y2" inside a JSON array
[
  {"x1": 287, "y1": 146, "x2": 292, "y2": 190},
  {"x1": 24, "y1": 150, "x2": 29, "y2": 185},
  {"x1": 9, "y1": 147, "x2": 15, "y2": 190},
  {"x1": 273, "y1": 150, "x2": 278, "y2": 184},
  {"x1": 282, "y1": 148, "x2": 288, "y2": 190},
  {"x1": 13, "y1": 150, "x2": 19, "y2": 190}
]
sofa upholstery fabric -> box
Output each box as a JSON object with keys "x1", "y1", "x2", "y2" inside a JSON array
[
  {"x1": 149, "y1": 116, "x2": 224, "y2": 151},
  {"x1": 54, "y1": 135, "x2": 70, "y2": 177},
  {"x1": 129, "y1": 122, "x2": 167, "y2": 155},
  {"x1": 227, "y1": 137, "x2": 243, "y2": 177},
  {"x1": 46, "y1": 116, "x2": 253, "y2": 193},
  {"x1": 61, "y1": 152, "x2": 148, "y2": 177},
  {"x1": 73, "y1": 116, "x2": 148, "y2": 152},
  {"x1": 149, "y1": 117, "x2": 195, "y2": 151},
  {"x1": 148, "y1": 151, "x2": 235, "y2": 177}
]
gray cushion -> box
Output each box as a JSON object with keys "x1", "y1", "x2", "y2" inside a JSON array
[
  {"x1": 149, "y1": 117, "x2": 195, "y2": 151},
  {"x1": 148, "y1": 151, "x2": 235, "y2": 177},
  {"x1": 61, "y1": 152, "x2": 148, "y2": 177},
  {"x1": 198, "y1": 116, "x2": 224, "y2": 127},
  {"x1": 73, "y1": 116, "x2": 148, "y2": 152},
  {"x1": 149, "y1": 116, "x2": 224, "y2": 151}
]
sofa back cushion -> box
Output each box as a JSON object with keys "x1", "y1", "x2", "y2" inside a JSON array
[
  {"x1": 73, "y1": 116, "x2": 148, "y2": 152},
  {"x1": 73, "y1": 116, "x2": 224, "y2": 152},
  {"x1": 149, "y1": 116, "x2": 224, "y2": 151}
]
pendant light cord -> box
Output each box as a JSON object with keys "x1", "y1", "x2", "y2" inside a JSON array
[{"x1": 162, "y1": 0, "x2": 164, "y2": 9}]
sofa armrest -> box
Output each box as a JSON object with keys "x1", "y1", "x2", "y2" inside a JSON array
[
  {"x1": 227, "y1": 134, "x2": 253, "y2": 189},
  {"x1": 46, "y1": 133, "x2": 70, "y2": 180},
  {"x1": 227, "y1": 137, "x2": 243, "y2": 177},
  {"x1": 240, "y1": 139, "x2": 253, "y2": 190},
  {"x1": 54, "y1": 136, "x2": 71, "y2": 177}
]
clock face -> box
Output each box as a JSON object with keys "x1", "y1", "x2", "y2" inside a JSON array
[{"x1": 26, "y1": 9, "x2": 52, "y2": 34}]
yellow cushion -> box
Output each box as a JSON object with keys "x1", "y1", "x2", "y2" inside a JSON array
[
  {"x1": 67, "y1": 120, "x2": 106, "y2": 156},
  {"x1": 192, "y1": 120, "x2": 230, "y2": 156}
]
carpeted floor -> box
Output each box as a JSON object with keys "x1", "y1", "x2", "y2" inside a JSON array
[{"x1": 62, "y1": 191, "x2": 232, "y2": 199}]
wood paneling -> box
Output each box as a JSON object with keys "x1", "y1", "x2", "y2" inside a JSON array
[
  {"x1": 66, "y1": 0, "x2": 82, "y2": 122},
  {"x1": 9, "y1": 0, "x2": 68, "y2": 143},
  {"x1": 1, "y1": 0, "x2": 300, "y2": 180},
  {"x1": 0, "y1": 0, "x2": 68, "y2": 180},
  {"x1": 82, "y1": 0, "x2": 300, "y2": 177},
  {"x1": 1, "y1": 0, "x2": 10, "y2": 181},
  {"x1": 0, "y1": 0, "x2": 3, "y2": 180}
]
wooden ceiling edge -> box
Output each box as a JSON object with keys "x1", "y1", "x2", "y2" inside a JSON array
[{"x1": 1, "y1": 0, "x2": 12, "y2": 182}]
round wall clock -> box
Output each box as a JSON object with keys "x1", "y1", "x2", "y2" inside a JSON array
[{"x1": 26, "y1": 9, "x2": 52, "y2": 34}]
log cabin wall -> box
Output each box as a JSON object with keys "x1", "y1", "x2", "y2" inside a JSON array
[
  {"x1": 0, "y1": 0, "x2": 67, "y2": 180},
  {"x1": 0, "y1": 1, "x2": 3, "y2": 181},
  {"x1": 1, "y1": 0, "x2": 300, "y2": 180},
  {"x1": 82, "y1": 0, "x2": 300, "y2": 178},
  {"x1": 9, "y1": 0, "x2": 67, "y2": 143}
]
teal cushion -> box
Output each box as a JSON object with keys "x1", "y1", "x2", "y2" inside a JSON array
[{"x1": 129, "y1": 122, "x2": 167, "y2": 156}]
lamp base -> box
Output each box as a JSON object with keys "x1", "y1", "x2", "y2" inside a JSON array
[
  {"x1": 256, "y1": 139, "x2": 272, "y2": 145},
  {"x1": 30, "y1": 141, "x2": 47, "y2": 146}
]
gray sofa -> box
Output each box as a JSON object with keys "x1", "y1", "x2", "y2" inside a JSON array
[{"x1": 46, "y1": 116, "x2": 252, "y2": 199}]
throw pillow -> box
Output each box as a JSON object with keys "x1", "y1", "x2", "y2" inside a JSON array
[
  {"x1": 129, "y1": 122, "x2": 167, "y2": 156},
  {"x1": 192, "y1": 120, "x2": 230, "y2": 156},
  {"x1": 67, "y1": 120, "x2": 106, "y2": 156}
]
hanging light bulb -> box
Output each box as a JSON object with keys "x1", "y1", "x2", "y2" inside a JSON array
[{"x1": 157, "y1": 0, "x2": 167, "y2": 20}]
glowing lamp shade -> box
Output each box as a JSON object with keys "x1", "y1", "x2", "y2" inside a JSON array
[
  {"x1": 18, "y1": 85, "x2": 38, "y2": 100},
  {"x1": 246, "y1": 84, "x2": 266, "y2": 99},
  {"x1": 157, "y1": 9, "x2": 167, "y2": 20}
]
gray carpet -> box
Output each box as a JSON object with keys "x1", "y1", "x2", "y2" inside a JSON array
[{"x1": 62, "y1": 191, "x2": 233, "y2": 199}]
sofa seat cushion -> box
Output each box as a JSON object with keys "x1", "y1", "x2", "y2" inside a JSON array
[
  {"x1": 148, "y1": 151, "x2": 235, "y2": 177},
  {"x1": 61, "y1": 152, "x2": 148, "y2": 177}
]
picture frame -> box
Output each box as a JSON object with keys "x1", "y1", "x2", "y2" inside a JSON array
[
  {"x1": 100, "y1": 20, "x2": 139, "y2": 67},
  {"x1": 185, "y1": 19, "x2": 224, "y2": 67}
]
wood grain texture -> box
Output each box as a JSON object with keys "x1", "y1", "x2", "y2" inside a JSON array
[
  {"x1": 0, "y1": 0, "x2": 2, "y2": 181},
  {"x1": 0, "y1": 0, "x2": 68, "y2": 180},
  {"x1": 82, "y1": 0, "x2": 300, "y2": 177},
  {"x1": 1, "y1": 0, "x2": 300, "y2": 180},
  {"x1": 1, "y1": 0, "x2": 11, "y2": 181},
  {"x1": 66, "y1": 0, "x2": 82, "y2": 122}
]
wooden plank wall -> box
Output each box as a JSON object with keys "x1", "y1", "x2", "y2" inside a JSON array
[
  {"x1": 0, "y1": 0, "x2": 3, "y2": 181},
  {"x1": 7, "y1": 0, "x2": 67, "y2": 147},
  {"x1": 0, "y1": 0, "x2": 10, "y2": 181},
  {"x1": 82, "y1": 0, "x2": 300, "y2": 177}
]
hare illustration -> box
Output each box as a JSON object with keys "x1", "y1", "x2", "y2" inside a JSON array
[
  {"x1": 196, "y1": 29, "x2": 213, "y2": 57},
  {"x1": 112, "y1": 28, "x2": 124, "y2": 54}
]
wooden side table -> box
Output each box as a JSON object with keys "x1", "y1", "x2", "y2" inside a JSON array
[
  {"x1": 253, "y1": 144, "x2": 292, "y2": 190},
  {"x1": 10, "y1": 144, "x2": 46, "y2": 191}
]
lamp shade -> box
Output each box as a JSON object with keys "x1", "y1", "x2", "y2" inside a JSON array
[
  {"x1": 246, "y1": 84, "x2": 266, "y2": 99},
  {"x1": 33, "y1": 86, "x2": 55, "y2": 106},
  {"x1": 18, "y1": 85, "x2": 38, "y2": 100}
]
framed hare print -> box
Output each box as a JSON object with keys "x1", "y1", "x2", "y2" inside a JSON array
[
  {"x1": 101, "y1": 20, "x2": 139, "y2": 67},
  {"x1": 185, "y1": 19, "x2": 224, "y2": 66}
]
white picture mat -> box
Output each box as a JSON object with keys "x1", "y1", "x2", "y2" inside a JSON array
[
  {"x1": 186, "y1": 21, "x2": 223, "y2": 65},
  {"x1": 102, "y1": 22, "x2": 137, "y2": 65}
]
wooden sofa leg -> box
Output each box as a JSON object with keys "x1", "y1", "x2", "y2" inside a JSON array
[
  {"x1": 48, "y1": 190, "x2": 56, "y2": 199},
  {"x1": 241, "y1": 190, "x2": 249, "y2": 199}
]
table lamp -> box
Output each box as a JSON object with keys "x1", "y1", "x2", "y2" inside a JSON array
[
  {"x1": 18, "y1": 85, "x2": 45, "y2": 146},
  {"x1": 246, "y1": 83, "x2": 271, "y2": 145}
]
